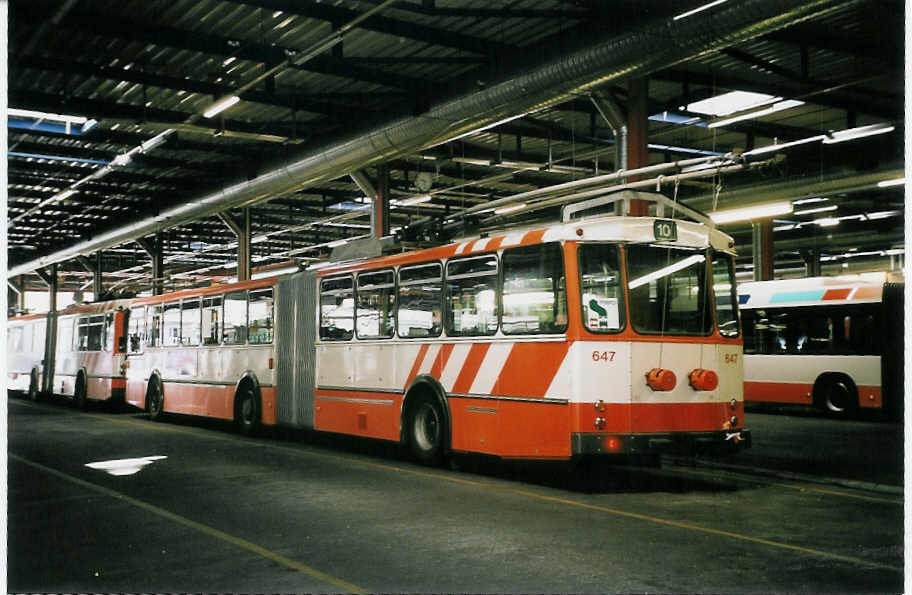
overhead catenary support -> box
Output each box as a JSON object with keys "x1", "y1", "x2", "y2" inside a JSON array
[
  {"x1": 752, "y1": 220, "x2": 775, "y2": 281},
  {"x1": 218, "y1": 209, "x2": 252, "y2": 282},
  {"x1": 8, "y1": 0, "x2": 858, "y2": 277},
  {"x1": 136, "y1": 235, "x2": 165, "y2": 295}
]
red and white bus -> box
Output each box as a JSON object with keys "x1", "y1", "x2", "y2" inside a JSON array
[
  {"x1": 123, "y1": 278, "x2": 278, "y2": 435},
  {"x1": 7, "y1": 299, "x2": 132, "y2": 407},
  {"x1": 123, "y1": 200, "x2": 750, "y2": 462},
  {"x1": 739, "y1": 276, "x2": 904, "y2": 417}
]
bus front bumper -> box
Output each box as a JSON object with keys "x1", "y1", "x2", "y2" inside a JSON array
[{"x1": 572, "y1": 429, "x2": 752, "y2": 457}]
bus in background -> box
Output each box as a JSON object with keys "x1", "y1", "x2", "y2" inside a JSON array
[
  {"x1": 124, "y1": 278, "x2": 278, "y2": 435},
  {"x1": 7, "y1": 299, "x2": 132, "y2": 408},
  {"x1": 739, "y1": 275, "x2": 904, "y2": 418}
]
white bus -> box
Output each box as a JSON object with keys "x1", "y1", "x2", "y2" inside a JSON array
[{"x1": 739, "y1": 276, "x2": 904, "y2": 417}]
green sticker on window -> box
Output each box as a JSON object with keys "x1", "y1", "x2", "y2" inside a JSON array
[{"x1": 653, "y1": 219, "x2": 677, "y2": 241}]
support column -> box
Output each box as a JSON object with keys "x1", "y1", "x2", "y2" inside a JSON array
[
  {"x1": 218, "y1": 209, "x2": 251, "y2": 282},
  {"x1": 752, "y1": 220, "x2": 774, "y2": 281},
  {"x1": 93, "y1": 250, "x2": 103, "y2": 299},
  {"x1": 373, "y1": 164, "x2": 390, "y2": 238},
  {"x1": 137, "y1": 235, "x2": 165, "y2": 295},
  {"x1": 7, "y1": 276, "x2": 25, "y2": 314},
  {"x1": 626, "y1": 77, "x2": 650, "y2": 216},
  {"x1": 35, "y1": 265, "x2": 58, "y2": 393},
  {"x1": 802, "y1": 249, "x2": 821, "y2": 277}
]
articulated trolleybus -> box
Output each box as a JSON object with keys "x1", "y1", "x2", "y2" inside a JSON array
[
  {"x1": 8, "y1": 299, "x2": 132, "y2": 407},
  {"x1": 739, "y1": 275, "x2": 904, "y2": 417},
  {"x1": 122, "y1": 191, "x2": 749, "y2": 463}
]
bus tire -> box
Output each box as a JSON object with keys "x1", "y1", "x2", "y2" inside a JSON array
[
  {"x1": 814, "y1": 374, "x2": 858, "y2": 417},
  {"x1": 234, "y1": 382, "x2": 261, "y2": 437},
  {"x1": 406, "y1": 394, "x2": 446, "y2": 466},
  {"x1": 27, "y1": 369, "x2": 40, "y2": 402},
  {"x1": 146, "y1": 377, "x2": 164, "y2": 421},
  {"x1": 74, "y1": 373, "x2": 88, "y2": 410}
]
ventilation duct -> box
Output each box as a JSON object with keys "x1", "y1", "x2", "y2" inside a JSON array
[{"x1": 9, "y1": 0, "x2": 858, "y2": 276}]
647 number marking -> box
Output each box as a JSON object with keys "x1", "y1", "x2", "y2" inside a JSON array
[{"x1": 592, "y1": 350, "x2": 616, "y2": 362}]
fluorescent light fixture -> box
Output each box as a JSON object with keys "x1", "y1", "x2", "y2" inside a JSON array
[
  {"x1": 140, "y1": 131, "x2": 171, "y2": 152},
  {"x1": 822, "y1": 123, "x2": 895, "y2": 144},
  {"x1": 815, "y1": 217, "x2": 840, "y2": 227},
  {"x1": 864, "y1": 210, "x2": 901, "y2": 221},
  {"x1": 252, "y1": 265, "x2": 300, "y2": 279},
  {"x1": 792, "y1": 197, "x2": 829, "y2": 205},
  {"x1": 709, "y1": 201, "x2": 793, "y2": 224},
  {"x1": 629, "y1": 254, "x2": 706, "y2": 289},
  {"x1": 708, "y1": 99, "x2": 804, "y2": 128},
  {"x1": 327, "y1": 239, "x2": 349, "y2": 248},
  {"x1": 493, "y1": 203, "x2": 526, "y2": 215},
  {"x1": 793, "y1": 205, "x2": 837, "y2": 216},
  {"x1": 397, "y1": 194, "x2": 432, "y2": 207},
  {"x1": 877, "y1": 177, "x2": 905, "y2": 188},
  {"x1": 9, "y1": 108, "x2": 88, "y2": 124},
  {"x1": 742, "y1": 135, "x2": 826, "y2": 156},
  {"x1": 222, "y1": 57, "x2": 236, "y2": 66},
  {"x1": 203, "y1": 95, "x2": 241, "y2": 118},
  {"x1": 673, "y1": 0, "x2": 727, "y2": 20},
  {"x1": 319, "y1": 222, "x2": 371, "y2": 229},
  {"x1": 81, "y1": 119, "x2": 98, "y2": 133},
  {"x1": 773, "y1": 224, "x2": 797, "y2": 232},
  {"x1": 684, "y1": 91, "x2": 777, "y2": 116}
]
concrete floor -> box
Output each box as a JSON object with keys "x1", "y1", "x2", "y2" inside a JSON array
[{"x1": 7, "y1": 398, "x2": 903, "y2": 593}]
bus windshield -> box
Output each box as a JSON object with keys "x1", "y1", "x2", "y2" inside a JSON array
[{"x1": 626, "y1": 244, "x2": 712, "y2": 336}]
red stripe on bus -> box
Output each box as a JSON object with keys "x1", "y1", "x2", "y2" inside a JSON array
[
  {"x1": 485, "y1": 236, "x2": 505, "y2": 251},
  {"x1": 492, "y1": 341, "x2": 569, "y2": 398},
  {"x1": 744, "y1": 381, "x2": 813, "y2": 404},
  {"x1": 450, "y1": 343, "x2": 491, "y2": 394},
  {"x1": 404, "y1": 344, "x2": 430, "y2": 389},
  {"x1": 572, "y1": 401, "x2": 746, "y2": 434},
  {"x1": 521, "y1": 229, "x2": 547, "y2": 245},
  {"x1": 430, "y1": 343, "x2": 454, "y2": 378},
  {"x1": 822, "y1": 288, "x2": 851, "y2": 300}
]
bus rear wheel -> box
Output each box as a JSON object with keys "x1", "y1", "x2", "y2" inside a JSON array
[
  {"x1": 815, "y1": 376, "x2": 857, "y2": 417},
  {"x1": 407, "y1": 395, "x2": 445, "y2": 466},
  {"x1": 234, "y1": 384, "x2": 261, "y2": 437},
  {"x1": 147, "y1": 378, "x2": 164, "y2": 421},
  {"x1": 27, "y1": 370, "x2": 40, "y2": 402},
  {"x1": 74, "y1": 374, "x2": 88, "y2": 410}
]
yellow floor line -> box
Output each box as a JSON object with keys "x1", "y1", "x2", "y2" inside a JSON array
[{"x1": 9, "y1": 453, "x2": 366, "y2": 594}]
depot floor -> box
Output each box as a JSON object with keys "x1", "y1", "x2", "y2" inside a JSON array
[{"x1": 7, "y1": 398, "x2": 903, "y2": 593}]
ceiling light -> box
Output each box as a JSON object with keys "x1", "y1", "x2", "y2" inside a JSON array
[
  {"x1": 251, "y1": 265, "x2": 300, "y2": 279},
  {"x1": 54, "y1": 189, "x2": 77, "y2": 201},
  {"x1": 684, "y1": 91, "x2": 777, "y2": 116},
  {"x1": 396, "y1": 194, "x2": 432, "y2": 207},
  {"x1": 203, "y1": 95, "x2": 241, "y2": 118},
  {"x1": 822, "y1": 123, "x2": 895, "y2": 144},
  {"x1": 877, "y1": 177, "x2": 905, "y2": 188},
  {"x1": 493, "y1": 202, "x2": 526, "y2": 215},
  {"x1": 8, "y1": 108, "x2": 88, "y2": 124},
  {"x1": 709, "y1": 201, "x2": 793, "y2": 224},
  {"x1": 742, "y1": 135, "x2": 826, "y2": 156},
  {"x1": 327, "y1": 239, "x2": 348, "y2": 248},
  {"x1": 673, "y1": 0, "x2": 727, "y2": 20},
  {"x1": 222, "y1": 57, "x2": 236, "y2": 66},
  {"x1": 792, "y1": 197, "x2": 829, "y2": 205},
  {"x1": 708, "y1": 99, "x2": 804, "y2": 128},
  {"x1": 815, "y1": 217, "x2": 840, "y2": 227},
  {"x1": 792, "y1": 205, "x2": 837, "y2": 216}
]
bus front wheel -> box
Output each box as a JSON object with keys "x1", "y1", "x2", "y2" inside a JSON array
[
  {"x1": 147, "y1": 378, "x2": 164, "y2": 421},
  {"x1": 407, "y1": 395, "x2": 445, "y2": 466}
]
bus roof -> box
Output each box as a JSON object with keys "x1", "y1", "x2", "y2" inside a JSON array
[
  {"x1": 9, "y1": 298, "x2": 134, "y2": 321},
  {"x1": 738, "y1": 276, "x2": 889, "y2": 309},
  {"x1": 318, "y1": 215, "x2": 735, "y2": 276}
]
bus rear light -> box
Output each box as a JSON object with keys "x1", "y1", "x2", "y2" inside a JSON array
[
  {"x1": 688, "y1": 369, "x2": 719, "y2": 391},
  {"x1": 603, "y1": 436, "x2": 623, "y2": 452},
  {"x1": 646, "y1": 368, "x2": 676, "y2": 391},
  {"x1": 594, "y1": 417, "x2": 606, "y2": 430}
]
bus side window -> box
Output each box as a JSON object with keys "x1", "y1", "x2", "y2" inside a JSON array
[
  {"x1": 128, "y1": 307, "x2": 145, "y2": 353},
  {"x1": 202, "y1": 296, "x2": 223, "y2": 345},
  {"x1": 104, "y1": 313, "x2": 115, "y2": 352},
  {"x1": 223, "y1": 291, "x2": 248, "y2": 345},
  {"x1": 149, "y1": 306, "x2": 163, "y2": 348},
  {"x1": 356, "y1": 270, "x2": 395, "y2": 339},
  {"x1": 445, "y1": 254, "x2": 499, "y2": 337},
  {"x1": 502, "y1": 242, "x2": 567, "y2": 335},
  {"x1": 578, "y1": 244, "x2": 624, "y2": 332},
  {"x1": 248, "y1": 288, "x2": 275, "y2": 344},
  {"x1": 162, "y1": 302, "x2": 182, "y2": 347},
  {"x1": 320, "y1": 276, "x2": 354, "y2": 341},
  {"x1": 181, "y1": 298, "x2": 201, "y2": 346},
  {"x1": 8, "y1": 325, "x2": 23, "y2": 353},
  {"x1": 398, "y1": 263, "x2": 442, "y2": 339}
]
